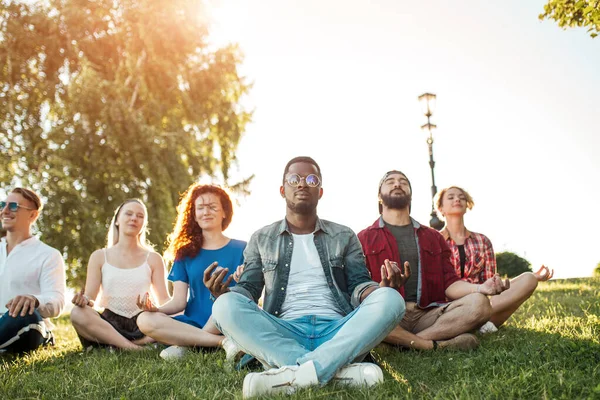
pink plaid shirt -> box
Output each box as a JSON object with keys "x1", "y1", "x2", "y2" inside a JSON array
[{"x1": 440, "y1": 228, "x2": 496, "y2": 284}]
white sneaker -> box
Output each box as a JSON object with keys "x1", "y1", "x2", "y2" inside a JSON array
[
  {"x1": 242, "y1": 360, "x2": 319, "y2": 398},
  {"x1": 479, "y1": 321, "x2": 499, "y2": 335},
  {"x1": 222, "y1": 337, "x2": 244, "y2": 371},
  {"x1": 222, "y1": 337, "x2": 243, "y2": 363},
  {"x1": 159, "y1": 345, "x2": 189, "y2": 360},
  {"x1": 333, "y1": 363, "x2": 384, "y2": 387}
]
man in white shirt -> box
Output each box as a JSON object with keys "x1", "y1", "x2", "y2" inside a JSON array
[{"x1": 0, "y1": 188, "x2": 66, "y2": 353}]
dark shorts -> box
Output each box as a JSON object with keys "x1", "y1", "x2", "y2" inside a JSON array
[{"x1": 78, "y1": 309, "x2": 144, "y2": 348}]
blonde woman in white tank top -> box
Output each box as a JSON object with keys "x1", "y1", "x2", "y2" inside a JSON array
[{"x1": 70, "y1": 199, "x2": 171, "y2": 350}]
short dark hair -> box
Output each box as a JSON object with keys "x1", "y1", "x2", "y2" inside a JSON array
[
  {"x1": 282, "y1": 156, "x2": 322, "y2": 184},
  {"x1": 11, "y1": 188, "x2": 43, "y2": 211}
]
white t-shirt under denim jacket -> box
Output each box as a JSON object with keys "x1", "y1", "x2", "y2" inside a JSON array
[{"x1": 280, "y1": 233, "x2": 344, "y2": 320}]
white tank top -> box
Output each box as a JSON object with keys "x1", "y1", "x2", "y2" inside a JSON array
[{"x1": 98, "y1": 249, "x2": 153, "y2": 318}]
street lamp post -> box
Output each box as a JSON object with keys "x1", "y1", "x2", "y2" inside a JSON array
[{"x1": 418, "y1": 92, "x2": 444, "y2": 230}]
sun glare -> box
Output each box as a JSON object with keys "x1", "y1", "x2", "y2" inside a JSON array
[{"x1": 207, "y1": 0, "x2": 247, "y2": 47}]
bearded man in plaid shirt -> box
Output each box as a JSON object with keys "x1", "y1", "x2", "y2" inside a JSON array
[{"x1": 358, "y1": 170, "x2": 509, "y2": 351}]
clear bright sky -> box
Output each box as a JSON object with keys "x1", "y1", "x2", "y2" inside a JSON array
[{"x1": 208, "y1": 0, "x2": 600, "y2": 279}]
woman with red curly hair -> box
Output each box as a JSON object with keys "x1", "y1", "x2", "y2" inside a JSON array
[{"x1": 136, "y1": 183, "x2": 246, "y2": 359}]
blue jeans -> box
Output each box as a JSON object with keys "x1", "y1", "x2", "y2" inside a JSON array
[
  {"x1": 213, "y1": 287, "x2": 405, "y2": 384},
  {"x1": 0, "y1": 311, "x2": 51, "y2": 353}
]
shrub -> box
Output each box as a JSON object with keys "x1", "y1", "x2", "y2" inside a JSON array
[{"x1": 496, "y1": 251, "x2": 532, "y2": 278}]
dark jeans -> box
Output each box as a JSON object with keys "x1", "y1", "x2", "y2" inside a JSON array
[{"x1": 0, "y1": 311, "x2": 53, "y2": 353}]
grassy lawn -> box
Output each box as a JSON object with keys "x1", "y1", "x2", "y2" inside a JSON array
[{"x1": 1, "y1": 278, "x2": 599, "y2": 399}]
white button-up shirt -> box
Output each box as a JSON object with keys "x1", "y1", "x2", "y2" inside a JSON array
[{"x1": 0, "y1": 237, "x2": 66, "y2": 319}]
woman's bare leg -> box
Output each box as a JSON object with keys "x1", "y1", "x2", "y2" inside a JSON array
[
  {"x1": 202, "y1": 316, "x2": 222, "y2": 336},
  {"x1": 489, "y1": 272, "x2": 538, "y2": 327},
  {"x1": 70, "y1": 306, "x2": 142, "y2": 350},
  {"x1": 137, "y1": 312, "x2": 222, "y2": 347},
  {"x1": 132, "y1": 336, "x2": 156, "y2": 346}
]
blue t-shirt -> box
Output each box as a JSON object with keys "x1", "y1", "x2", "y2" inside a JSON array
[{"x1": 168, "y1": 239, "x2": 246, "y2": 327}]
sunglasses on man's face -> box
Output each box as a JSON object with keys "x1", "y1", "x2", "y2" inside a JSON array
[
  {"x1": 0, "y1": 201, "x2": 36, "y2": 212},
  {"x1": 285, "y1": 173, "x2": 321, "y2": 188}
]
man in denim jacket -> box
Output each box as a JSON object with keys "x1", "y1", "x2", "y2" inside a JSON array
[{"x1": 205, "y1": 156, "x2": 406, "y2": 398}]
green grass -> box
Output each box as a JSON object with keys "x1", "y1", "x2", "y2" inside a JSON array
[{"x1": 2, "y1": 278, "x2": 599, "y2": 399}]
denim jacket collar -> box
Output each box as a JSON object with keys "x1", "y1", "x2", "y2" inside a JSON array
[
  {"x1": 277, "y1": 216, "x2": 330, "y2": 236},
  {"x1": 232, "y1": 217, "x2": 377, "y2": 317}
]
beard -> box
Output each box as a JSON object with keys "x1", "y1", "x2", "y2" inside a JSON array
[
  {"x1": 381, "y1": 191, "x2": 412, "y2": 210},
  {"x1": 286, "y1": 198, "x2": 316, "y2": 215}
]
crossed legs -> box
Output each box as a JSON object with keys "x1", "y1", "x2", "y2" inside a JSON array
[
  {"x1": 385, "y1": 272, "x2": 542, "y2": 350},
  {"x1": 0, "y1": 311, "x2": 49, "y2": 353},
  {"x1": 136, "y1": 312, "x2": 223, "y2": 347},
  {"x1": 489, "y1": 272, "x2": 538, "y2": 327},
  {"x1": 70, "y1": 306, "x2": 142, "y2": 350},
  {"x1": 212, "y1": 288, "x2": 404, "y2": 384},
  {"x1": 384, "y1": 293, "x2": 491, "y2": 350}
]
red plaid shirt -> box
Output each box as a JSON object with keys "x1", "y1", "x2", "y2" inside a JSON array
[
  {"x1": 358, "y1": 217, "x2": 459, "y2": 309},
  {"x1": 440, "y1": 228, "x2": 496, "y2": 284}
]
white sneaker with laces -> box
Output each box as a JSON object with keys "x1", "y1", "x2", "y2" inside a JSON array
[
  {"x1": 159, "y1": 345, "x2": 189, "y2": 360},
  {"x1": 479, "y1": 321, "x2": 499, "y2": 335},
  {"x1": 242, "y1": 360, "x2": 319, "y2": 398},
  {"x1": 333, "y1": 363, "x2": 384, "y2": 387}
]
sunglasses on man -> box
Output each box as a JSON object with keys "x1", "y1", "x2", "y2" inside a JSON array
[
  {"x1": 285, "y1": 174, "x2": 321, "y2": 188},
  {"x1": 0, "y1": 201, "x2": 36, "y2": 212}
]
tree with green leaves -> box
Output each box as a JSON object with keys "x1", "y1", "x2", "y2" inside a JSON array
[
  {"x1": 594, "y1": 262, "x2": 600, "y2": 277},
  {"x1": 1, "y1": 0, "x2": 252, "y2": 288},
  {"x1": 540, "y1": 0, "x2": 600, "y2": 38},
  {"x1": 496, "y1": 251, "x2": 532, "y2": 278}
]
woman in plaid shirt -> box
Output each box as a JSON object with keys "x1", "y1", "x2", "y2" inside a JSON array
[{"x1": 436, "y1": 186, "x2": 553, "y2": 332}]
